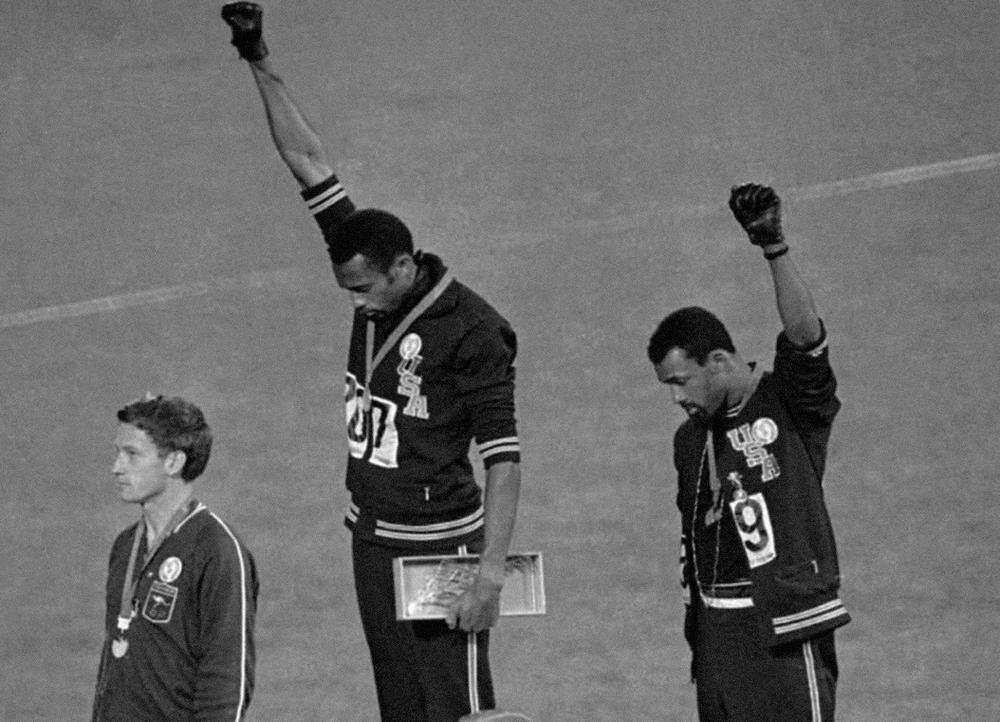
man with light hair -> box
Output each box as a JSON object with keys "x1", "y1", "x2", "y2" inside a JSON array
[{"x1": 92, "y1": 395, "x2": 258, "y2": 721}]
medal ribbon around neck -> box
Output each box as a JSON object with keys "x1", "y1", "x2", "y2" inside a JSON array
[
  {"x1": 115, "y1": 499, "x2": 197, "y2": 638},
  {"x1": 705, "y1": 432, "x2": 721, "y2": 497},
  {"x1": 363, "y1": 271, "x2": 453, "y2": 411},
  {"x1": 691, "y1": 431, "x2": 726, "y2": 596}
]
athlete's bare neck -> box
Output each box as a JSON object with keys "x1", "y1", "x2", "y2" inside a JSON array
[
  {"x1": 142, "y1": 484, "x2": 194, "y2": 543},
  {"x1": 723, "y1": 356, "x2": 756, "y2": 411}
]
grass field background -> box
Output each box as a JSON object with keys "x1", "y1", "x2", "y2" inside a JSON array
[{"x1": 3, "y1": 1, "x2": 999, "y2": 719}]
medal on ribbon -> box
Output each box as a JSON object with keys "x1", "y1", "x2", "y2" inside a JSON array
[
  {"x1": 109, "y1": 500, "x2": 195, "y2": 662},
  {"x1": 112, "y1": 613, "x2": 133, "y2": 657}
]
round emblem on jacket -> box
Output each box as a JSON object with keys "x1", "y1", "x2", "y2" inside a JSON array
[
  {"x1": 399, "y1": 333, "x2": 422, "y2": 360},
  {"x1": 159, "y1": 556, "x2": 183, "y2": 583},
  {"x1": 751, "y1": 417, "x2": 779, "y2": 445}
]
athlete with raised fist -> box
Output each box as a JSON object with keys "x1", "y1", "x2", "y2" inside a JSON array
[
  {"x1": 647, "y1": 184, "x2": 851, "y2": 720},
  {"x1": 221, "y1": 5, "x2": 525, "y2": 720}
]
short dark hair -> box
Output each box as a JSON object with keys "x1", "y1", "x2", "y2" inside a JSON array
[
  {"x1": 647, "y1": 306, "x2": 736, "y2": 365},
  {"x1": 326, "y1": 208, "x2": 414, "y2": 272},
  {"x1": 117, "y1": 396, "x2": 212, "y2": 481}
]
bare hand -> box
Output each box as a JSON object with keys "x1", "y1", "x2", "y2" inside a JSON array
[{"x1": 445, "y1": 576, "x2": 501, "y2": 633}]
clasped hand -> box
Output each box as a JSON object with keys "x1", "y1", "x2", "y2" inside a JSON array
[{"x1": 445, "y1": 575, "x2": 502, "y2": 633}]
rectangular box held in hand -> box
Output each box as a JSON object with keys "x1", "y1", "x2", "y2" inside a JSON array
[{"x1": 393, "y1": 552, "x2": 546, "y2": 621}]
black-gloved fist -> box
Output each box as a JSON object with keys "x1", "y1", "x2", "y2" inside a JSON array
[
  {"x1": 728, "y1": 183, "x2": 785, "y2": 247},
  {"x1": 222, "y1": 2, "x2": 268, "y2": 62}
]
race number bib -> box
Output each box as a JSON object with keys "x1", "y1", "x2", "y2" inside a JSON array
[
  {"x1": 346, "y1": 373, "x2": 399, "y2": 468},
  {"x1": 729, "y1": 493, "x2": 776, "y2": 568}
]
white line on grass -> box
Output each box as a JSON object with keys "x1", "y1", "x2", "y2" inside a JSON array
[
  {"x1": 786, "y1": 152, "x2": 1000, "y2": 200},
  {"x1": 3, "y1": 152, "x2": 998, "y2": 329},
  {"x1": 0, "y1": 268, "x2": 315, "y2": 329}
]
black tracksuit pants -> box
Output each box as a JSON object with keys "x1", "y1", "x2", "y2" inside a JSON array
[{"x1": 352, "y1": 536, "x2": 495, "y2": 722}]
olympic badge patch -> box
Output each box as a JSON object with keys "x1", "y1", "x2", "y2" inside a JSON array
[
  {"x1": 399, "y1": 333, "x2": 422, "y2": 360},
  {"x1": 159, "y1": 556, "x2": 182, "y2": 583},
  {"x1": 142, "y1": 581, "x2": 179, "y2": 624}
]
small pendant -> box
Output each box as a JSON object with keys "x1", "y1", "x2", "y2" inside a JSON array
[
  {"x1": 728, "y1": 471, "x2": 748, "y2": 502},
  {"x1": 111, "y1": 638, "x2": 129, "y2": 658},
  {"x1": 116, "y1": 614, "x2": 132, "y2": 633}
]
